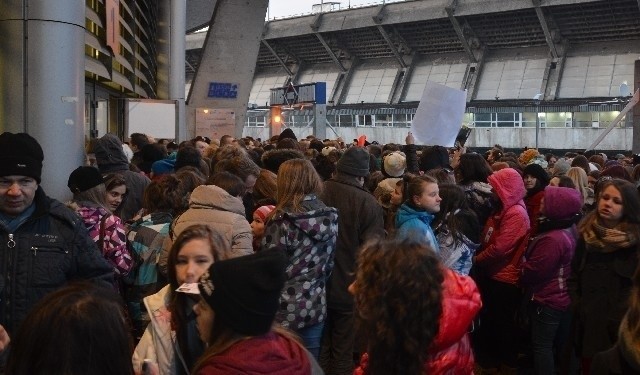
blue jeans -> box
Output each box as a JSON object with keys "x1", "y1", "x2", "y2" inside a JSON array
[
  {"x1": 297, "y1": 322, "x2": 324, "y2": 360},
  {"x1": 529, "y1": 303, "x2": 571, "y2": 375}
]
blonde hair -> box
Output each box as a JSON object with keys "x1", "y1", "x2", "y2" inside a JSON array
[
  {"x1": 566, "y1": 166, "x2": 589, "y2": 205},
  {"x1": 275, "y1": 159, "x2": 323, "y2": 215}
]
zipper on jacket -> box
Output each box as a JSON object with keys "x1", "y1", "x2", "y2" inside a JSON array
[
  {"x1": 31, "y1": 246, "x2": 68, "y2": 256},
  {"x1": 7, "y1": 234, "x2": 15, "y2": 249}
]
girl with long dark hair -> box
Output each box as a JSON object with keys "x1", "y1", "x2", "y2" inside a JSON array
[
  {"x1": 132, "y1": 224, "x2": 233, "y2": 375},
  {"x1": 433, "y1": 183, "x2": 481, "y2": 276}
]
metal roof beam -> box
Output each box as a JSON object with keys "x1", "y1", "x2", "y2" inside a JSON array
[
  {"x1": 261, "y1": 40, "x2": 293, "y2": 76},
  {"x1": 445, "y1": 0, "x2": 477, "y2": 63},
  {"x1": 314, "y1": 33, "x2": 347, "y2": 73},
  {"x1": 532, "y1": 0, "x2": 559, "y2": 59}
]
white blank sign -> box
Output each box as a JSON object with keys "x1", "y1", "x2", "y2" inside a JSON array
[{"x1": 126, "y1": 99, "x2": 177, "y2": 139}]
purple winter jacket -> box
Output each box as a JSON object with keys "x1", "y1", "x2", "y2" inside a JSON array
[{"x1": 520, "y1": 186, "x2": 583, "y2": 311}]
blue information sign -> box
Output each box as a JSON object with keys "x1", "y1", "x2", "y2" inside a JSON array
[{"x1": 208, "y1": 82, "x2": 238, "y2": 99}]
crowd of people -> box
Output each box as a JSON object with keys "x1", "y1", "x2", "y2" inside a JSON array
[{"x1": 0, "y1": 129, "x2": 639, "y2": 375}]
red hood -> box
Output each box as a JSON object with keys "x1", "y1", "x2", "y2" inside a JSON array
[
  {"x1": 430, "y1": 269, "x2": 482, "y2": 351},
  {"x1": 197, "y1": 332, "x2": 310, "y2": 375},
  {"x1": 488, "y1": 168, "x2": 526, "y2": 210}
]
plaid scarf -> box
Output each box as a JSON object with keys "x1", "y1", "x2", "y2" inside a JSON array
[{"x1": 580, "y1": 213, "x2": 639, "y2": 253}]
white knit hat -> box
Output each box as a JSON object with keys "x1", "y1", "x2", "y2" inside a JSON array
[{"x1": 384, "y1": 151, "x2": 406, "y2": 177}]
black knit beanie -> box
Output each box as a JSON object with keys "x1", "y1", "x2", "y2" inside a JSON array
[
  {"x1": 0, "y1": 132, "x2": 44, "y2": 183},
  {"x1": 68, "y1": 166, "x2": 104, "y2": 194},
  {"x1": 198, "y1": 249, "x2": 287, "y2": 336}
]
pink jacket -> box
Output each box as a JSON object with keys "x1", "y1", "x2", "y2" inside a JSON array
[
  {"x1": 475, "y1": 168, "x2": 530, "y2": 282},
  {"x1": 76, "y1": 205, "x2": 133, "y2": 277}
]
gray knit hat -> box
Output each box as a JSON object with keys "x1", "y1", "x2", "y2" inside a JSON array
[{"x1": 337, "y1": 147, "x2": 370, "y2": 177}]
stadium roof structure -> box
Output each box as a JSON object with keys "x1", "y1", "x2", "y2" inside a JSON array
[{"x1": 185, "y1": 0, "x2": 640, "y2": 81}]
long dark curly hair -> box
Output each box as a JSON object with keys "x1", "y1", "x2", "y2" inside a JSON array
[{"x1": 354, "y1": 239, "x2": 444, "y2": 375}]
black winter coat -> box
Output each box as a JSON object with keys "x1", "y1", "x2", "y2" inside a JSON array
[{"x1": 0, "y1": 188, "x2": 114, "y2": 334}]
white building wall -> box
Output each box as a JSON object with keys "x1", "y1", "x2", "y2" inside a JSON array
[
  {"x1": 475, "y1": 59, "x2": 547, "y2": 100},
  {"x1": 249, "y1": 72, "x2": 288, "y2": 106},
  {"x1": 297, "y1": 66, "x2": 339, "y2": 101},
  {"x1": 404, "y1": 62, "x2": 467, "y2": 101},
  {"x1": 344, "y1": 64, "x2": 398, "y2": 104},
  {"x1": 243, "y1": 126, "x2": 632, "y2": 151},
  {"x1": 559, "y1": 53, "x2": 636, "y2": 98}
]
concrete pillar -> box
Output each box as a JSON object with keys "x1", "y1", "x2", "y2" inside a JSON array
[
  {"x1": 158, "y1": 0, "x2": 187, "y2": 141},
  {"x1": 0, "y1": 0, "x2": 86, "y2": 201},
  {"x1": 313, "y1": 104, "x2": 327, "y2": 139},
  {"x1": 633, "y1": 60, "x2": 640, "y2": 154},
  {"x1": 170, "y1": 0, "x2": 187, "y2": 142},
  {"x1": 186, "y1": 0, "x2": 269, "y2": 139}
]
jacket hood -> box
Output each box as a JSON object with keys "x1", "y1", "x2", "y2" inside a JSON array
[
  {"x1": 431, "y1": 269, "x2": 482, "y2": 350},
  {"x1": 199, "y1": 332, "x2": 310, "y2": 375},
  {"x1": 74, "y1": 205, "x2": 109, "y2": 228},
  {"x1": 488, "y1": 168, "x2": 526, "y2": 209},
  {"x1": 278, "y1": 207, "x2": 338, "y2": 242},
  {"x1": 396, "y1": 203, "x2": 435, "y2": 227},
  {"x1": 94, "y1": 134, "x2": 129, "y2": 172},
  {"x1": 189, "y1": 184, "x2": 245, "y2": 216},
  {"x1": 261, "y1": 148, "x2": 304, "y2": 174},
  {"x1": 543, "y1": 186, "x2": 583, "y2": 220}
]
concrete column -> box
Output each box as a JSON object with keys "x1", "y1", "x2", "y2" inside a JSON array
[
  {"x1": 170, "y1": 0, "x2": 187, "y2": 142},
  {"x1": 0, "y1": 0, "x2": 86, "y2": 201},
  {"x1": 158, "y1": 0, "x2": 187, "y2": 141},
  {"x1": 633, "y1": 60, "x2": 640, "y2": 153},
  {"x1": 313, "y1": 104, "x2": 327, "y2": 139},
  {"x1": 186, "y1": 0, "x2": 269, "y2": 139}
]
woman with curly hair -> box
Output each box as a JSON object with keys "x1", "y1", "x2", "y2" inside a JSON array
[
  {"x1": 569, "y1": 178, "x2": 640, "y2": 373},
  {"x1": 352, "y1": 238, "x2": 482, "y2": 375}
]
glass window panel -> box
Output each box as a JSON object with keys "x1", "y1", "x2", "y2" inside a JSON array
[
  {"x1": 545, "y1": 112, "x2": 567, "y2": 128},
  {"x1": 475, "y1": 113, "x2": 491, "y2": 122},
  {"x1": 327, "y1": 115, "x2": 338, "y2": 127},
  {"x1": 496, "y1": 113, "x2": 515, "y2": 127},
  {"x1": 599, "y1": 111, "x2": 622, "y2": 128},
  {"x1": 340, "y1": 115, "x2": 354, "y2": 127},
  {"x1": 521, "y1": 112, "x2": 536, "y2": 127},
  {"x1": 574, "y1": 112, "x2": 592, "y2": 128},
  {"x1": 376, "y1": 114, "x2": 393, "y2": 127},
  {"x1": 357, "y1": 115, "x2": 373, "y2": 126},
  {"x1": 497, "y1": 113, "x2": 515, "y2": 122}
]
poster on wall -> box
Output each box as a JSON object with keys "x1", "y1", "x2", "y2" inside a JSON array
[{"x1": 195, "y1": 108, "x2": 236, "y2": 139}]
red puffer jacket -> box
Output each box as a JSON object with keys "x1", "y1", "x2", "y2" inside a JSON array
[{"x1": 354, "y1": 269, "x2": 482, "y2": 375}]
